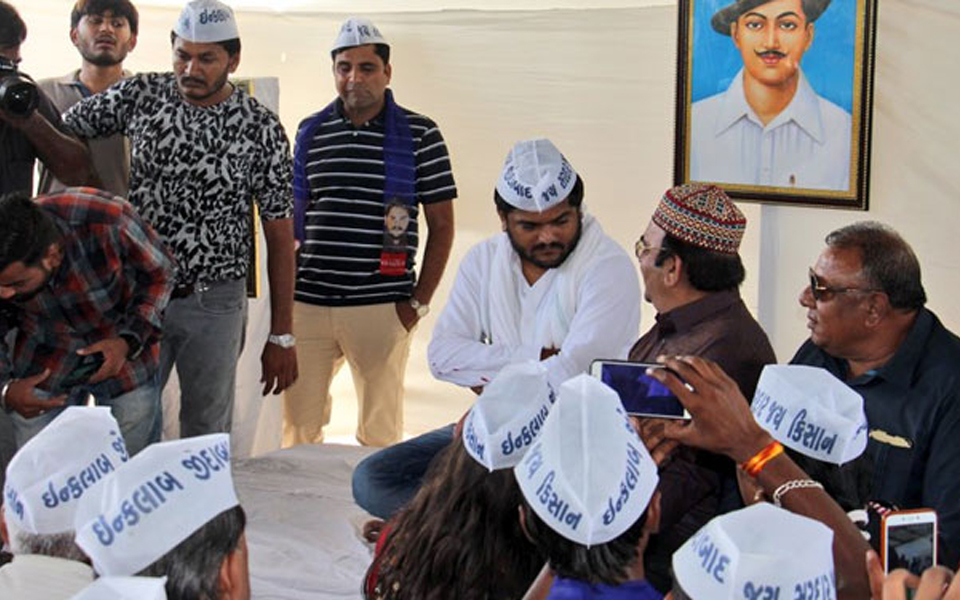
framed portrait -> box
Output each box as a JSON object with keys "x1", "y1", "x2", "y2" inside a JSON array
[{"x1": 673, "y1": 0, "x2": 879, "y2": 209}]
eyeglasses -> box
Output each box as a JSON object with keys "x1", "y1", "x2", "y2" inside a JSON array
[
  {"x1": 634, "y1": 238, "x2": 661, "y2": 259},
  {"x1": 808, "y1": 268, "x2": 881, "y2": 302}
]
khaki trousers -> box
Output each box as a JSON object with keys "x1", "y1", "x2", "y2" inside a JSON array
[{"x1": 282, "y1": 302, "x2": 415, "y2": 447}]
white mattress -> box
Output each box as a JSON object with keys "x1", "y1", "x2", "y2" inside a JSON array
[{"x1": 234, "y1": 444, "x2": 377, "y2": 599}]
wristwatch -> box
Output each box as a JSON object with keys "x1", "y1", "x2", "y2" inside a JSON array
[
  {"x1": 409, "y1": 297, "x2": 429, "y2": 318},
  {"x1": 268, "y1": 333, "x2": 297, "y2": 349}
]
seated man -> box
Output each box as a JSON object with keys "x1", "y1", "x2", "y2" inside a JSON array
[
  {"x1": 73, "y1": 434, "x2": 249, "y2": 600},
  {"x1": 515, "y1": 374, "x2": 661, "y2": 599},
  {"x1": 629, "y1": 183, "x2": 776, "y2": 590},
  {"x1": 352, "y1": 138, "x2": 641, "y2": 518},
  {"x1": 791, "y1": 222, "x2": 960, "y2": 567},
  {"x1": 0, "y1": 407, "x2": 130, "y2": 599}
]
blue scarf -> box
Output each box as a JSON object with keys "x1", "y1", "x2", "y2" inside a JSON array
[
  {"x1": 546, "y1": 577, "x2": 663, "y2": 600},
  {"x1": 292, "y1": 89, "x2": 416, "y2": 243}
]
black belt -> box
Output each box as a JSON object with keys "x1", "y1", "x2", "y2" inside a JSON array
[{"x1": 170, "y1": 282, "x2": 210, "y2": 299}]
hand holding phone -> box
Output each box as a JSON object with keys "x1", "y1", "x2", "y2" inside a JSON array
[
  {"x1": 60, "y1": 352, "x2": 105, "y2": 389},
  {"x1": 590, "y1": 359, "x2": 691, "y2": 419},
  {"x1": 881, "y1": 509, "x2": 938, "y2": 576}
]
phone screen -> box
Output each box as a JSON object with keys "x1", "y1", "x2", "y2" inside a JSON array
[
  {"x1": 887, "y1": 521, "x2": 936, "y2": 575},
  {"x1": 595, "y1": 362, "x2": 688, "y2": 419}
]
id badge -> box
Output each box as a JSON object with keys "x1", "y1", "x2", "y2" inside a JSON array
[{"x1": 380, "y1": 199, "x2": 411, "y2": 276}]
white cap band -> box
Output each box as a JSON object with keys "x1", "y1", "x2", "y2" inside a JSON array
[
  {"x1": 751, "y1": 365, "x2": 868, "y2": 465},
  {"x1": 331, "y1": 17, "x2": 387, "y2": 54},
  {"x1": 74, "y1": 434, "x2": 239, "y2": 576},
  {"x1": 515, "y1": 374, "x2": 658, "y2": 547},
  {"x1": 496, "y1": 139, "x2": 578, "y2": 213},
  {"x1": 3, "y1": 407, "x2": 129, "y2": 535},
  {"x1": 673, "y1": 503, "x2": 835, "y2": 600},
  {"x1": 462, "y1": 361, "x2": 556, "y2": 471},
  {"x1": 174, "y1": 0, "x2": 239, "y2": 43}
]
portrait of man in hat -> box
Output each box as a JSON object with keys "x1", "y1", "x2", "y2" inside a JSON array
[{"x1": 688, "y1": 0, "x2": 854, "y2": 191}]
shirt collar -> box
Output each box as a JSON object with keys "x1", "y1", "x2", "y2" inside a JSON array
[
  {"x1": 655, "y1": 289, "x2": 742, "y2": 335},
  {"x1": 332, "y1": 96, "x2": 387, "y2": 126},
  {"x1": 714, "y1": 68, "x2": 825, "y2": 143}
]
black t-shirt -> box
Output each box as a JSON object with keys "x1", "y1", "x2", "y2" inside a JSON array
[{"x1": 0, "y1": 87, "x2": 68, "y2": 195}]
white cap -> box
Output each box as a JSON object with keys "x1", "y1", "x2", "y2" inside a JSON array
[
  {"x1": 462, "y1": 361, "x2": 556, "y2": 471},
  {"x1": 331, "y1": 17, "x2": 388, "y2": 54},
  {"x1": 751, "y1": 365, "x2": 868, "y2": 465},
  {"x1": 174, "y1": 0, "x2": 239, "y2": 43},
  {"x1": 496, "y1": 139, "x2": 579, "y2": 213},
  {"x1": 69, "y1": 577, "x2": 168, "y2": 600},
  {"x1": 2, "y1": 407, "x2": 129, "y2": 535},
  {"x1": 672, "y1": 503, "x2": 835, "y2": 600},
  {"x1": 73, "y1": 434, "x2": 240, "y2": 576},
  {"x1": 514, "y1": 374, "x2": 658, "y2": 547}
]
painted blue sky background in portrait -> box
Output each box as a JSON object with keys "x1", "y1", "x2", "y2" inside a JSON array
[{"x1": 691, "y1": 0, "x2": 856, "y2": 112}]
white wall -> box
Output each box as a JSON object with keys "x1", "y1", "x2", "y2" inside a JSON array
[{"x1": 15, "y1": 0, "x2": 960, "y2": 452}]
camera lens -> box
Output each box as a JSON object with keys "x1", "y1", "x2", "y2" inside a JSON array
[{"x1": 0, "y1": 75, "x2": 39, "y2": 118}]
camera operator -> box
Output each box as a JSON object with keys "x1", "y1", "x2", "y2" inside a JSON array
[{"x1": 0, "y1": 1, "x2": 95, "y2": 195}]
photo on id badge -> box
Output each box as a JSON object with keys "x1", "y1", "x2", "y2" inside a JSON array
[{"x1": 380, "y1": 199, "x2": 411, "y2": 276}]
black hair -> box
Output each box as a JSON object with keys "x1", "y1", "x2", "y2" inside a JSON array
[
  {"x1": 138, "y1": 505, "x2": 246, "y2": 600},
  {"x1": 520, "y1": 499, "x2": 648, "y2": 586},
  {"x1": 170, "y1": 31, "x2": 241, "y2": 57},
  {"x1": 825, "y1": 221, "x2": 926, "y2": 311},
  {"x1": 495, "y1": 174, "x2": 585, "y2": 215},
  {"x1": 0, "y1": 1, "x2": 27, "y2": 49},
  {"x1": 331, "y1": 43, "x2": 390, "y2": 65},
  {"x1": 71, "y1": 0, "x2": 139, "y2": 35},
  {"x1": 0, "y1": 192, "x2": 61, "y2": 272},
  {"x1": 655, "y1": 233, "x2": 745, "y2": 292}
]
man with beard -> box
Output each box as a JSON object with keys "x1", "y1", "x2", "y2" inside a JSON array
[
  {"x1": 0, "y1": 190, "x2": 173, "y2": 453},
  {"x1": 37, "y1": 0, "x2": 139, "y2": 197},
  {"x1": 62, "y1": 0, "x2": 298, "y2": 439},
  {"x1": 285, "y1": 17, "x2": 456, "y2": 449},
  {"x1": 352, "y1": 139, "x2": 641, "y2": 518}
]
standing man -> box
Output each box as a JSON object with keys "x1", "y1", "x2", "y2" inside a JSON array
[
  {"x1": 37, "y1": 0, "x2": 140, "y2": 197},
  {"x1": 0, "y1": 189, "x2": 173, "y2": 454},
  {"x1": 690, "y1": 0, "x2": 851, "y2": 190},
  {"x1": 792, "y1": 222, "x2": 960, "y2": 567},
  {"x1": 352, "y1": 139, "x2": 641, "y2": 518},
  {"x1": 62, "y1": 0, "x2": 298, "y2": 438},
  {"x1": 628, "y1": 183, "x2": 776, "y2": 592},
  {"x1": 286, "y1": 17, "x2": 456, "y2": 448},
  {"x1": 0, "y1": 0, "x2": 95, "y2": 196}
]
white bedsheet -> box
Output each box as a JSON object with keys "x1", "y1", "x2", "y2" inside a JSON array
[{"x1": 234, "y1": 444, "x2": 377, "y2": 599}]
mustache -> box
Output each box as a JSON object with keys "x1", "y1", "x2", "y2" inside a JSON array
[
  {"x1": 179, "y1": 76, "x2": 206, "y2": 86},
  {"x1": 532, "y1": 243, "x2": 566, "y2": 252},
  {"x1": 755, "y1": 50, "x2": 787, "y2": 59}
]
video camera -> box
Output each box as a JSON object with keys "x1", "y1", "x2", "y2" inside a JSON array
[{"x1": 0, "y1": 56, "x2": 39, "y2": 118}]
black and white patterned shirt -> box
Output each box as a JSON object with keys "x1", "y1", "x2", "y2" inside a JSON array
[{"x1": 64, "y1": 73, "x2": 293, "y2": 285}]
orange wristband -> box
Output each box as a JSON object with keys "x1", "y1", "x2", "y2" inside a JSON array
[{"x1": 740, "y1": 441, "x2": 784, "y2": 477}]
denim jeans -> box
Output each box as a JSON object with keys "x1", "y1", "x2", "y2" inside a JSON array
[
  {"x1": 159, "y1": 278, "x2": 247, "y2": 437},
  {"x1": 9, "y1": 378, "x2": 161, "y2": 455},
  {"x1": 351, "y1": 424, "x2": 455, "y2": 518}
]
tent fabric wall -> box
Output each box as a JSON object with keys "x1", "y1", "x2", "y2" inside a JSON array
[{"x1": 12, "y1": 1, "x2": 960, "y2": 457}]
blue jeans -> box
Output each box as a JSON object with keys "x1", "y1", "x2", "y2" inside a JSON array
[
  {"x1": 351, "y1": 424, "x2": 455, "y2": 518},
  {"x1": 9, "y1": 379, "x2": 161, "y2": 455},
  {"x1": 159, "y1": 278, "x2": 247, "y2": 438}
]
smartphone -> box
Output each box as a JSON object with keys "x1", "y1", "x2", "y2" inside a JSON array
[
  {"x1": 60, "y1": 353, "x2": 105, "y2": 389},
  {"x1": 881, "y1": 509, "x2": 938, "y2": 575},
  {"x1": 589, "y1": 359, "x2": 691, "y2": 419}
]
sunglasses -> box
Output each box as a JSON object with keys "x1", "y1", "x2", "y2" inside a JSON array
[{"x1": 808, "y1": 268, "x2": 880, "y2": 302}]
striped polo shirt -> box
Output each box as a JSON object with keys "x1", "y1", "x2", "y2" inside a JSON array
[{"x1": 294, "y1": 100, "x2": 457, "y2": 306}]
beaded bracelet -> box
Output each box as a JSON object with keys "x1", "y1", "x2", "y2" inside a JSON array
[
  {"x1": 740, "y1": 440, "x2": 784, "y2": 477},
  {"x1": 772, "y1": 479, "x2": 825, "y2": 507}
]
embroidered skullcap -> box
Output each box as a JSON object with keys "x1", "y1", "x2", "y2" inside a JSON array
[
  {"x1": 496, "y1": 139, "x2": 579, "y2": 213},
  {"x1": 652, "y1": 183, "x2": 745, "y2": 254},
  {"x1": 712, "y1": 0, "x2": 832, "y2": 35},
  {"x1": 332, "y1": 17, "x2": 388, "y2": 53},
  {"x1": 174, "y1": 0, "x2": 239, "y2": 43},
  {"x1": 3, "y1": 406, "x2": 129, "y2": 535},
  {"x1": 462, "y1": 361, "x2": 556, "y2": 471}
]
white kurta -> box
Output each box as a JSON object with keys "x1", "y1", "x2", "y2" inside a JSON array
[
  {"x1": 0, "y1": 554, "x2": 94, "y2": 599},
  {"x1": 690, "y1": 69, "x2": 852, "y2": 191},
  {"x1": 428, "y1": 216, "x2": 640, "y2": 390}
]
